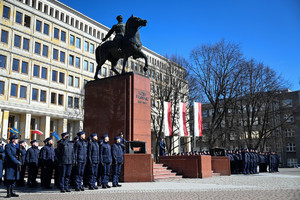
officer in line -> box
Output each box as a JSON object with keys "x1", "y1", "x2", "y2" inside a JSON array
[
  {"x1": 119, "y1": 132, "x2": 127, "y2": 153},
  {"x1": 26, "y1": 140, "x2": 40, "y2": 187},
  {"x1": 97, "y1": 139, "x2": 104, "y2": 187},
  {"x1": 40, "y1": 137, "x2": 55, "y2": 189},
  {"x1": 242, "y1": 148, "x2": 250, "y2": 175},
  {"x1": 4, "y1": 135, "x2": 21, "y2": 198},
  {"x1": 0, "y1": 140, "x2": 5, "y2": 185},
  {"x1": 57, "y1": 132, "x2": 74, "y2": 193},
  {"x1": 83, "y1": 136, "x2": 92, "y2": 188},
  {"x1": 88, "y1": 133, "x2": 100, "y2": 190},
  {"x1": 112, "y1": 136, "x2": 123, "y2": 187},
  {"x1": 74, "y1": 131, "x2": 87, "y2": 191},
  {"x1": 70, "y1": 136, "x2": 79, "y2": 189},
  {"x1": 17, "y1": 141, "x2": 26, "y2": 186},
  {"x1": 159, "y1": 137, "x2": 166, "y2": 156},
  {"x1": 100, "y1": 134, "x2": 112, "y2": 189}
]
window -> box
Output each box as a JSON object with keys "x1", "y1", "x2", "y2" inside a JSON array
[
  {"x1": 1, "y1": 30, "x2": 8, "y2": 43},
  {"x1": 102, "y1": 67, "x2": 107, "y2": 77},
  {"x1": 74, "y1": 77, "x2": 79, "y2": 88},
  {"x1": 16, "y1": 11, "x2": 22, "y2": 24},
  {"x1": 53, "y1": 49, "x2": 58, "y2": 60},
  {"x1": 84, "y1": 60, "x2": 88, "y2": 71},
  {"x1": 84, "y1": 79, "x2": 88, "y2": 85},
  {"x1": 3, "y1": 6, "x2": 10, "y2": 19},
  {"x1": 284, "y1": 114, "x2": 294, "y2": 123},
  {"x1": 11, "y1": 84, "x2": 17, "y2": 97},
  {"x1": 68, "y1": 75, "x2": 73, "y2": 86},
  {"x1": 84, "y1": 41, "x2": 88, "y2": 51},
  {"x1": 0, "y1": 55, "x2": 6, "y2": 68},
  {"x1": 52, "y1": 70, "x2": 57, "y2": 82},
  {"x1": 43, "y1": 23, "x2": 49, "y2": 35},
  {"x1": 12, "y1": 59, "x2": 19, "y2": 72},
  {"x1": 51, "y1": 92, "x2": 56, "y2": 104},
  {"x1": 40, "y1": 90, "x2": 46, "y2": 102},
  {"x1": 286, "y1": 143, "x2": 296, "y2": 152},
  {"x1": 41, "y1": 67, "x2": 47, "y2": 79},
  {"x1": 282, "y1": 99, "x2": 292, "y2": 107},
  {"x1": 89, "y1": 43, "x2": 94, "y2": 53},
  {"x1": 33, "y1": 65, "x2": 39, "y2": 77},
  {"x1": 75, "y1": 57, "x2": 80, "y2": 68},
  {"x1": 0, "y1": 81, "x2": 4, "y2": 94},
  {"x1": 76, "y1": 38, "x2": 81, "y2": 48},
  {"x1": 59, "y1": 72, "x2": 64, "y2": 84},
  {"x1": 42, "y1": 45, "x2": 48, "y2": 57},
  {"x1": 68, "y1": 96, "x2": 73, "y2": 108},
  {"x1": 54, "y1": 28, "x2": 59, "y2": 39},
  {"x1": 74, "y1": 97, "x2": 79, "y2": 108},
  {"x1": 70, "y1": 35, "x2": 75, "y2": 45},
  {"x1": 36, "y1": 20, "x2": 41, "y2": 32},
  {"x1": 60, "y1": 51, "x2": 65, "y2": 63},
  {"x1": 287, "y1": 158, "x2": 298, "y2": 167},
  {"x1": 61, "y1": 31, "x2": 66, "y2": 42},
  {"x1": 69, "y1": 55, "x2": 74, "y2": 66},
  {"x1": 285, "y1": 128, "x2": 295, "y2": 137},
  {"x1": 14, "y1": 35, "x2": 21, "y2": 48},
  {"x1": 20, "y1": 86, "x2": 26, "y2": 98},
  {"x1": 58, "y1": 94, "x2": 63, "y2": 105},
  {"x1": 35, "y1": 42, "x2": 41, "y2": 54},
  {"x1": 89, "y1": 62, "x2": 94, "y2": 72},
  {"x1": 24, "y1": 15, "x2": 31, "y2": 28},
  {"x1": 21, "y1": 61, "x2": 28, "y2": 74},
  {"x1": 23, "y1": 38, "x2": 29, "y2": 50}
]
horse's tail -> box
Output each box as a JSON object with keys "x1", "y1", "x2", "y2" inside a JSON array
[{"x1": 95, "y1": 45, "x2": 101, "y2": 65}]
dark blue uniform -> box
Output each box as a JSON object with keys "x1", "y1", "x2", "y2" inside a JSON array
[
  {"x1": 57, "y1": 138, "x2": 74, "y2": 192},
  {"x1": 112, "y1": 142, "x2": 124, "y2": 186},
  {"x1": 87, "y1": 139, "x2": 99, "y2": 189},
  {"x1": 17, "y1": 145, "x2": 26, "y2": 186},
  {"x1": 120, "y1": 137, "x2": 127, "y2": 153},
  {"x1": 97, "y1": 140, "x2": 103, "y2": 186},
  {"x1": 242, "y1": 150, "x2": 250, "y2": 174},
  {"x1": 40, "y1": 144, "x2": 55, "y2": 188},
  {"x1": 0, "y1": 144, "x2": 5, "y2": 183},
  {"x1": 159, "y1": 140, "x2": 166, "y2": 156},
  {"x1": 26, "y1": 146, "x2": 40, "y2": 187},
  {"x1": 100, "y1": 142, "x2": 112, "y2": 187},
  {"x1": 74, "y1": 138, "x2": 87, "y2": 190}
]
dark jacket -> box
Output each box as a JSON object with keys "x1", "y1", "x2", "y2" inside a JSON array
[
  {"x1": 88, "y1": 140, "x2": 99, "y2": 164},
  {"x1": 19, "y1": 146, "x2": 26, "y2": 165},
  {"x1": 242, "y1": 151, "x2": 250, "y2": 163},
  {"x1": 57, "y1": 139, "x2": 74, "y2": 165},
  {"x1": 40, "y1": 144, "x2": 55, "y2": 166},
  {"x1": 26, "y1": 146, "x2": 40, "y2": 165},
  {"x1": 4, "y1": 143, "x2": 20, "y2": 180},
  {"x1": 112, "y1": 143, "x2": 124, "y2": 164},
  {"x1": 74, "y1": 139, "x2": 88, "y2": 163},
  {"x1": 100, "y1": 142, "x2": 112, "y2": 164}
]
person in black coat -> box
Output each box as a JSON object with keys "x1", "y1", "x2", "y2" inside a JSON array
[
  {"x1": 119, "y1": 132, "x2": 127, "y2": 153},
  {"x1": 16, "y1": 141, "x2": 26, "y2": 186},
  {"x1": 97, "y1": 139, "x2": 104, "y2": 186},
  {"x1": 87, "y1": 133, "x2": 100, "y2": 190},
  {"x1": 74, "y1": 131, "x2": 87, "y2": 191},
  {"x1": 242, "y1": 148, "x2": 250, "y2": 174},
  {"x1": 70, "y1": 136, "x2": 79, "y2": 189},
  {"x1": 159, "y1": 137, "x2": 166, "y2": 156},
  {"x1": 4, "y1": 135, "x2": 21, "y2": 198},
  {"x1": 26, "y1": 140, "x2": 40, "y2": 187},
  {"x1": 57, "y1": 132, "x2": 74, "y2": 193},
  {"x1": 100, "y1": 134, "x2": 112, "y2": 189},
  {"x1": 40, "y1": 137, "x2": 55, "y2": 188},
  {"x1": 0, "y1": 140, "x2": 5, "y2": 185},
  {"x1": 112, "y1": 136, "x2": 124, "y2": 187}
]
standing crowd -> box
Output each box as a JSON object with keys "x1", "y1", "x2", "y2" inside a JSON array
[{"x1": 0, "y1": 131, "x2": 126, "y2": 198}]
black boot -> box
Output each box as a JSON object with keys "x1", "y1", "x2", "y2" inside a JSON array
[
  {"x1": 10, "y1": 187, "x2": 19, "y2": 197},
  {"x1": 5, "y1": 186, "x2": 11, "y2": 198}
]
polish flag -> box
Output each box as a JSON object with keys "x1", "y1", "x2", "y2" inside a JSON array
[
  {"x1": 179, "y1": 102, "x2": 189, "y2": 136},
  {"x1": 164, "y1": 102, "x2": 172, "y2": 136},
  {"x1": 194, "y1": 102, "x2": 203, "y2": 137},
  {"x1": 32, "y1": 130, "x2": 43, "y2": 135}
]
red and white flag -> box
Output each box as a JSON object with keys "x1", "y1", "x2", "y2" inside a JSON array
[
  {"x1": 164, "y1": 102, "x2": 172, "y2": 136},
  {"x1": 194, "y1": 102, "x2": 203, "y2": 137},
  {"x1": 32, "y1": 130, "x2": 43, "y2": 135},
  {"x1": 179, "y1": 102, "x2": 189, "y2": 136}
]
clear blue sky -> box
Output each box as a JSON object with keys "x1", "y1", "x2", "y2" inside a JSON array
[{"x1": 59, "y1": 0, "x2": 300, "y2": 91}]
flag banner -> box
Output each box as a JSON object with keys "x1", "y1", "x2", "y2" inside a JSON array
[
  {"x1": 10, "y1": 127, "x2": 20, "y2": 135},
  {"x1": 179, "y1": 102, "x2": 189, "y2": 136},
  {"x1": 164, "y1": 102, "x2": 172, "y2": 136},
  {"x1": 194, "y1": 102, "x2": 203, "y2": 137},
  {"x1": 51, "y1": 131, "x2": 60, "y2": 140},
  {"x1": 32, "y1": 130, "x2": 43, "y2": 135}
]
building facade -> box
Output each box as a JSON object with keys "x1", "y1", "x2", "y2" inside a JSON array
[{"x1": 0, "y1": 0, "x2": 188, "y2": 149}]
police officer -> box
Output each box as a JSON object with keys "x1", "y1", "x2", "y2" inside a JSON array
[
  {"x1": 57, "y1": 132, "x2": 74, "y2": 193},
  {"x1": 0, "y1": 140, "x2": 5, "y2": 185},
  {"x1": 74, "y1": 131, "x2": 87, "y2": 191},
  {"x1": 4, "y1": 135, "x2": 21, "y2": 198},
  {"x1": 119, "y1": 132, "x2": 127, "y2": 153},
  {"x1": 100, "y1": 134, "x2": 112, "y2": 189},
  {"x1": 26, "y1": 140, "x2": 40, "y2": 187},
  {"x1": 70, "y1": 136, "x2": 79, "y2": 189},
  {"x1": 159, "y1": 137, "x2": 166, "y2": 156},
  {"x1": 242, "y1": 148, "x2": 250, "y2": 175},
  {"x1": 40, "y1": 137, "x2": 55, "y2": 188},
  {"x1": 17, "y1": 141, "x2": 26, "y2": 186},
  {"x1": 97, "y1": 139, "x2": 104, "y2": 186},
  {"x1": 112, "y1": 136, "x2": 123, "y2": 187},
  {"x1": 88, "y1": 133, "x2": 100, "y2": 190}
]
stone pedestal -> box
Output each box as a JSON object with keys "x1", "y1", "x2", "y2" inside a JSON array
[{"x1": 211, "y1": 156, "x2": 231, "y2": 175}]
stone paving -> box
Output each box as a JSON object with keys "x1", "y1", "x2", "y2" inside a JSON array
[{"x1": 1, "y1": 168, "x2": 300, "y2": 200}]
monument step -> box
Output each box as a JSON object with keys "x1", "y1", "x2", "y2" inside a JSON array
[
  {"x1": 153, "y1": 163, "x2": 164, "y2": 168},
  {"x1": 154, "y1": 175, "x2": 183, "y2": 182},
  {"x1": 154, "y1": 171, "x2": 177, "y2": 176}
]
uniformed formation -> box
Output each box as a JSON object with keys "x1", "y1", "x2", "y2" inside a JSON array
[
  {"x1": 226, "y1": 149, "x2": 280, "y2": 174},
  {"x1": 0, "y1": 132, "x2": 126, "y2": 198}
]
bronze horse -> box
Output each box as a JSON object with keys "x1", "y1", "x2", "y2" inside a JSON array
[{"x1": 94, "y1": 15, "x2": 148, "y2": 79}]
